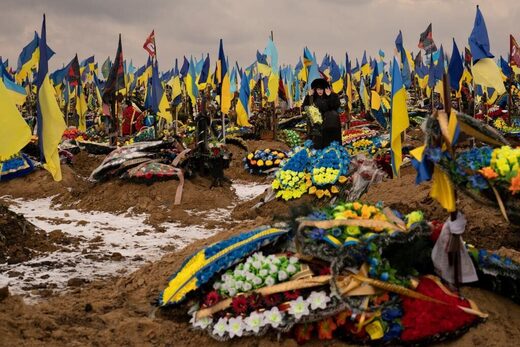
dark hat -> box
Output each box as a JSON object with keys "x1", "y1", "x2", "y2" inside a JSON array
[{"x1": 310, "y1": 78, "x2": 329, "y2": 89}]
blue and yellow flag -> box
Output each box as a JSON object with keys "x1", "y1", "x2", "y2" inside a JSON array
[
  {"x1": 0, "y1": 77, "x2": 31, "y2": 161},
  {"x1": 330, "y1": 57, "x2": 343, "y2": 94},
  {"x1": 236, "y1": 72, "x2": 252, "y2": 127},
  {"x1": 36, "y1": 15, "x2": 66, "y2": 181},
  {"x1": 469, "y1": 6, "x2": 505, "y2": 94},
  {"x1": 390, "y1": 57, "x2": 409, "y2": 177},
  {"x1": 217, "y1": 39, "x2": 231, "y2": 114},
  {"x1": 448, "y1": 39, "x2": 464, "y2": 93}
]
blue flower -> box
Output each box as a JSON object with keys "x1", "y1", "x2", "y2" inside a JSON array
[
  {"x1": 308, "y1": 228, "x2": 326, "y2": 240},
  {"x1": 330, "y1": 227, "x2": 342, "y2": 237},
  {"x1": 383, "y1": 322, "x2": 403, "y2": 341},
  {"x1": 468, "y1": 175, "x2": 489, "y2": 190},
  {"x1": 382, "y1": 307, "x2": 403, "y2": 321}
]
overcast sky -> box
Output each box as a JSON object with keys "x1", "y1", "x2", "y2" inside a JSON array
[{"x1": 1, "y1": 0, "x2": 519, "y2": 71}]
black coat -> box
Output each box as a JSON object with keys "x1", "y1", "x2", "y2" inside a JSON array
[
  {"x1": 302, "y1": 93, "x2": 341, "y2": 129},
  {"x1": 302, "y1": 92, "x2": 342, "y2": 148}
]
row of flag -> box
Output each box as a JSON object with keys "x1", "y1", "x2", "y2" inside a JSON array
[{"x1": 1, "y1": 7, "x2": 519, "y2": 183}]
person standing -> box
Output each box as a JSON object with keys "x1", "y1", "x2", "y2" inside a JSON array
[{"x1": 302, "y1": 78, "x2": 341, "y2": 149}]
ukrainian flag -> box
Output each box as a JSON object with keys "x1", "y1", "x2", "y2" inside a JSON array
[
  {"x1": 185, "y1": 56, "x2": 199, "y2": 106},
  {"x1": 0, "y1": 77, "x2": 31, "y2": 160},
  {"x1": 36, "y1": 15, "x2": 66, "y2": 181},
  {"x1": 236, "y1": 72, "x2": 252, "y2": 127},
  {"x1": 75, "y1": 82, "x2": 88, "y2": 131},
  {"x1": 330, "y1": 57, "x2": 343, "y2": 94},
  {"x1": 217, "y1": 39, "x2": 231, "y2": 114},
  {"x1": 390, "y1": 57, "x2": 409, "y2": 177},
  {"x1": 469, "y1": 6, "x2": 505, "y2": 95}
]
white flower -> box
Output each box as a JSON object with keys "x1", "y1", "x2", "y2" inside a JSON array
[
  {"x1": 213, "y1": 282, "x2": 221, "y2": 290},
  {"x1": 234, "y1": 269, "x2": 243, "y2": 277},
  {"x1": 307, "y1": 291, "x2": 331, "y2": 310},
  {"x1": 243, "y1": 263, "x2": 251, "y2": 272},
  {"x1": 271, "y1": 257, "x2": 281, "y2": 265},
  {"x1": 244, "y1": 311, "x2": 265, "y2": 333},
  {"x1": 190, "y1": 314, "x2": 212, "y2": 330},
  {"x1": 227, "y1": 279, "x2": 236, "y2": 288},
  {"x1": 252, "y1": 261, "x2": 262, "y2": 269},
  {"x1": 277, "y1": 270, "x2": 288, "y2": 282},
  {"x1": 288, "y1": 296, "x2": 310, "y2": 320},
  {"x1": 289, "y1": 256, "x2": 299, "y2": 264},
  {"x1": 259, "y1": 269, "x2": 269, "y2": 278},
  {"x1": 245, "y1": 273, "x2": 255, "y2": 282},
  {"x1": 213, "y1": 317, "x2": 228, "y2": 337},
  {"x1": 222, "y1": 274, "x2": 231, "y2": 282},
  {"x1": 228, "y1": 287, "x2": 237, "y2": 297},
  {"x1": 286, "y1": 264, "x2": 297, "y2": 275},
  {"x1": 265, "y1": 307, "x2": 283, "y2": 328},
  {"x1": 228, "y1": 316, "x2": 245, "y2": 338},
  {"x1": 252, "y1": 276, "x2": 262, "y2": 286},
  {"x1": 235, "y1": 280, "x2": 244, "y2": 291},
  {"x1": 243, "y1": 282, "x2": 253, "y2": 291},
  {"x1": 265, "y1": 276, "x2": 275, "y2": 286},
  {"x1": 269, "y1": 264, "x2": 278, "y2": 274}
]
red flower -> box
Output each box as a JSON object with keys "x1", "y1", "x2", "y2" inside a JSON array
[
  {"x1": 204, "y1": 291, "x2": 221, "y2": 307},
  {"x1": 294, "y1": 323, "x2": 314, "y2": 344},
  {"x1": 335, "y1": 310, "x2": 352, "y2": 327},
  {"x1": 231, "y1": 295, "x2": 248, "y2": 315},
  {"x1": 212, "y1": 148, "x2": 220, "y2": 156},
  {"x1": 317, "y1": 318, "x2": 337, "y2": 340},
  {"x1": 263, "y1": 293, "x2": 282, "y2": 307},
  {"x1": 318, "y1": 266, "x2": 331, "y2": 275},
  {"x1": 283, "y1": 290, "x2": 301, "y2": 301},
  {"x1": 430, "y1": 221, "x2": 444, "y2": 242},
  {"x1": 247, "y1": 293, "x2": 263, "y2": 310}
]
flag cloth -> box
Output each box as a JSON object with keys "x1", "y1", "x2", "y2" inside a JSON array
[
  {"x1": 448, "y1": 39, "x2": 464, "y2": 92},
  {"x1": 186, "y1": 56, "x2": 199, "y2": 105},
  {"x1": 102, "y1": 35, "x2": 125, "y2": 104},
  {"x1": 151, "y1": 62, "x2": 172, "y2": 123},
  {"x1": 36, "y1": 15, "x2": 66, "y2": 182},
  {"x1": 197, "y1": 54, "x2": 210, "y2": 88},
  {"x1": 390, "y1": 57, "x2": 409, "y2": 177},
  {"x1": 101, "y1": 57, "x2": 111, "y2": 79},
  {"x1": 510, "y1": 35, "x2": 520, "y2": 67},
  {"x1": 0, "y1": 77, "x2": 32, "y2": 160},
  {"x1": 359, "y1": 77, "x2": 370, "y2": 111},
  {"x1": 468, "y1": 6, "x2": 506, "y2": 94},
  {"x1": 500, "y1": 56, "x2": 512, "y2": 79},
  {"x1": 236, "y1": 72, "x2": 252, "y2": 127},
  {"x1": 143, "y1": 30, "x2": 156, "y2": 57},
  {"x1": 67, "y1": 55, "x2": 81, "y2": 87},
  {"x1": 75, "y1": 81, "x2": 88, "y2": 131},
  {"x1": 418, "y1": 23, "x2": 438, "y2": 54},
  {"x1": 330, "y1": 57, "x2": 343, "y2": 93},
  {"x1": 430, "y1": 166, "x2": 456, "y2": 212},
  {"x1": 217, "y1": 39, "x2": 231, "y2": 114}
]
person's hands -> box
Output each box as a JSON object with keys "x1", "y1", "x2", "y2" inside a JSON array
[
  {"x1": 325, "y1": 87, "x2": 331, "y2": 96},
  {"x1": 308, "y1": 89, "x2": 314, "y2": 96}
]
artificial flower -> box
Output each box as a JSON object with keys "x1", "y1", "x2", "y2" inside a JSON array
[
  {"x1": 190, "y1": 314, "x2": 212, "y2": 330},
  {"x1": 263, "y1": 293, "x2": 282, "y2": 307},
  {"x1": 231, "y1": 295, "x2": 249, "y2": 315},
  {"x1": 284, "y1": 290, "x2": 301, "y2": 301},
  {"x1": 307, "y1": 291, "x2": 331, "y2": 310},
  {"x1": 288, "y1": 296, "x2": 310, "y2": 320},
  {"x1": 204, "y1": 291, "x2": 221, "y2": 307},
  {"x1": 294, "y1": 323, "x2": 314, "y2": 344},
  {"x1": 244, "y1": 311, "x2": 265, "y2": 333},
  {"x1": 510, "y1": 173, "x2": 520, "y2": 194},
  {"x1": 265, "y1": 306, "x2": 284, "y2": 328},
  {"x1": 227, "y1": 317, "x2": 245, "y2": 338},
  {"x1": 479, "y1": 166, "x2": 498, "y2": 180},
  {"x1": 317, "y1": 317, "x2": 338, "y2": 340},
  {"x1": 213, "y1": 317, "x2": 228, "y2": 337}
]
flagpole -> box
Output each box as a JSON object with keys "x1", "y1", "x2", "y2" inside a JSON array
[{"x1": 508, "y1": 53, "x2": 513, "y2": 125}]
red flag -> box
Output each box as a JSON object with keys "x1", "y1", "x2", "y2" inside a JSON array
[
  {"x1": 143, "y1": 30, "x2": 156, "y2": 57},
  {"x1": 510, "y1": 34, "x2": 520, "y2": 67}
]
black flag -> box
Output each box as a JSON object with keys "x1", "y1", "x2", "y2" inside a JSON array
[
  {"x1": 102, "y1": 34, "x2": 125, "y2": 104},
  {"x1": 418, "y1": 23, "x2": 438, "y2": 54}
]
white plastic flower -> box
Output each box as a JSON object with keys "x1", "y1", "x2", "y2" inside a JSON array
[
  {"x1": 259, "y1": 269, "x2": 269, "y2": 278},
  {"x1": 235, "y1": 280, "x2": 244, "y2": 291},
  {"x1": 277, "y1": 270, "x2": 288, "y2": 282},
  {"x1": 265, "y1": 276, "x2": 275, "y2": 286},
  {"x1": 190, "y1": 314, "x2": 212, "y2": 330},
  {"x1": 269, "y1": 264, "x2": 278, "y2": 274},
  {"x1": 222, "y1": 274, "x2": 231, "y2": 282},
  {"x1": 252, "y1": 276, "x2": 262, "y2": 286},
  {"x1": 271, "y1": 257, "x2": 281, "y2": 265},
  {"x1": 289, "y1": 256, "x2": 299, "y2": 264},
  {"x1": 213, "y1": 317, "x2": 228, "y2": 337},
  {"x1": 244, "y1": 311, "x2": 265, "y2": 333},
  {"x1": 228, "y1": 287, "x2": 237, "y2": 297},
  {"x1": 252, "y1": 261, "x2": 262, "y2": 269},
  {"x1": 243, "y1": 282, "x2": 253, "y2": 291},
  {"x1": 213, "y1": 282, "x2": 221, "y2": 290},
  {"x1": 265, "y1": 306, "x2": 283, "y2": 328},
  {"x1": 228, "y1": 316, "x2": 245, "y2": 338},
  {"x1": 286, "y1": 264, "x2": 297, "y2": 275},
  {"x1": 243, "y1": 263, "x2": 251, "y2": 272},
  {"x1": 307, "y1": 291, "x2": 331, "y2": 310},
  {"x1": 288, "y1": 296, "x2": 310, "y2": 319}
]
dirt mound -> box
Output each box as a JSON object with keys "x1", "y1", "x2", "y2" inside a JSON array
[
  {"x1": 70, "y1": 152, "x2": 105, "y2": 179},
  {"x1": 361, "y1": 165, "x2": 520, "y2": 250},
  {"x1": 0, "y1": 205, "x2": 79, "y2": 264},
  {"x1": 0, "y1": 220, "x2": 519, "y2": 347}
]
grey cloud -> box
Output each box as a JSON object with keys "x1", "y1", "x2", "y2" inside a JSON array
[{"x1": 0, "y1": 0, "x2": 518, "y2": 72}]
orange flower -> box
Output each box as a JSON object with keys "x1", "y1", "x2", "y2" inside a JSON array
[
  {"x1": 509, "y1": 173, "x2": 520, "y2": 194},
  {"x1": 479, "y1": 167, "x2": 499, "y2": 180}
]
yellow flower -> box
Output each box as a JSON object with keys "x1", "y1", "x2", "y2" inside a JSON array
[
  {"x1": 257, "y1": 159, "x2": 264, "y2": 167},
  {"x1": 309, "y1": 186, "x2": 317, "y2": 194},
  {"x1": 352, "y1": 202, "x2": 362, "y2": 211},
  {"x1": 316, "y1": 189, "x2": 325, "y2": 199},
  {"x1": 266, "y1": 160, "x2": 273, "y2": 166},
  {"x1": 331, "y1": 186, "x2": 339, "y2": 194},
  {"x1": 338, "y1": 176, "x2": 348, "y2": 184},
  {"x1": 247, "y1": 153, "x2": 254, "y2": 160}
]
